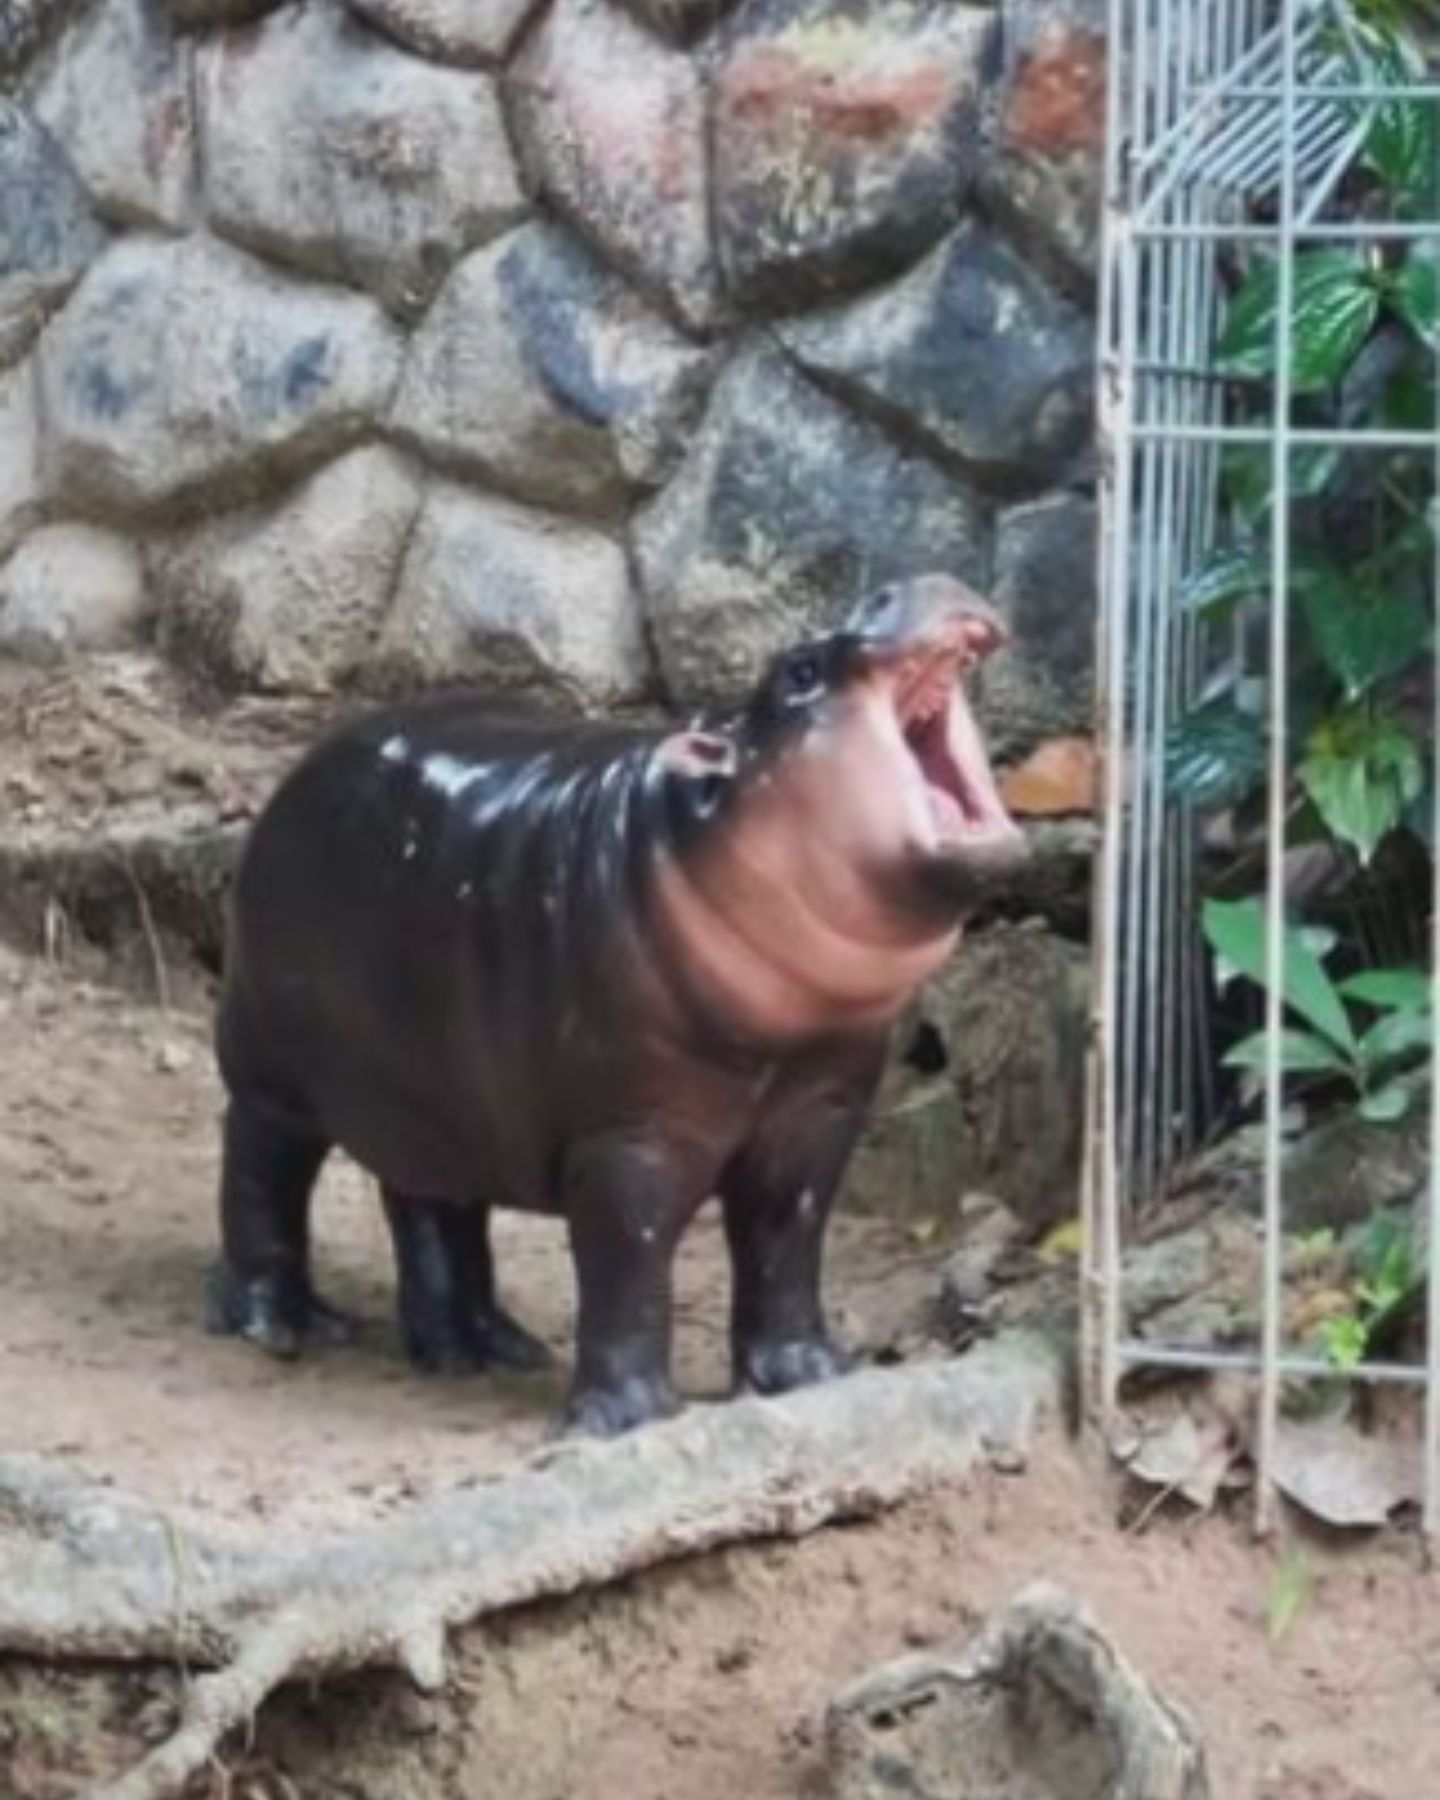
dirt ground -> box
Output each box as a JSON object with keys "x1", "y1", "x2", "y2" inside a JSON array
[{"x1": 2, "y1": 658, "x2": 1440, "y2": 1800}]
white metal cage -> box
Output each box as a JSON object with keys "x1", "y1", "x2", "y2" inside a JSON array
[{"x1": 1085, "y1": 0, "x2": 1440, "y2": 1531}]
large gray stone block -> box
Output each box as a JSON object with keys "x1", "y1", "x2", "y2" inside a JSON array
[
  {"x1": 0, "y1": 103, "x2": 106, "y2": 372},
  {"x1": 36, "y1": 236, "x2": 403, "y2": 513},
  {"x1": 199, "y1": 1, "x2": 526, "y2": 317},
  {"x1": 780, "y1": 222, "x2": 1093, "y2": 491},
  {"x1": 712, "y1": 0, "x2": 996, "y2": 309},
  {"x1": 0, "y1": 522, "x2": 147, "y2": 663},
  {"x1": 633, "y1": 347, "x2": 989, "y2": 705},
  {"x1": 377, "y1": 481, "x2": 648, "y2": 710},
  {"x1": 392, "y1": 221, "x2": 714, "y2": 517},
  {"x1": 34, "y1": 0, "x2": 197, "y2": 232},
  {"x1": 977, "y1": 491, "x2": 1097, "y2": 760},
  {"x1": 344, "y1": 0, "x2": 538, "y2": 66},
  {"x1": 508, "y1": 0, "x2": 719, "y2": 332},
  {"x1": 152, "y1": 446, "x2": 423, "y2": 693},
  {"x1": 0, "y1": 365, "x2": 43, "y2": 562},
  {"x1": 978, "y1": 0, "x2": 1107, "y2": 286}
]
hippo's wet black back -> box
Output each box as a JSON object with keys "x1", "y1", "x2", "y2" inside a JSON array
[{"x1": 218, "y1": 696, "x2": 677, "y2": 1210}]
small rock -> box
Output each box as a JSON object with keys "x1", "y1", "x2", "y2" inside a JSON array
[
  {"x1": 1000, "y1": 736, "x2": 1098, "y2": 817},
  {"x1": 154, "y1": 1040, "x2": 193, "y2": 1075},
  {"x1": 345, "y1": 0, "x2": 537, "y2": 64},
  {"x1": 634, "y1": 345, "x2": 988, "y2": 706},
  {"x1": 713, "y1": 0, "x2": 996, "y2": 308},
  {"x1": 376, "y1": 480, "x2": 648, "y2": 711},
  {"x1": 36, "y1": 235, "x2": 403, "y2": 512},
  {"x1": 826, "y1": 1583, "x2": 1211, "y2": 1800},
  {"x1": 0, "y1": 523, "x2": 147, "y2": 662},
  {"x1": 152, "y1": 445, "x2": 423, "y2": 693},
  {"x1": 779, "y1": 221, "x2": 1093, "y2": 490},
  {"x1": 0, "y1": 102, "x2": 107, "y2": 371},
  {"x1": 34, "y1": 0, "x2": 197, "y2": 231},
  {"x1": 392, "y1": 221, "x2": 713, "y2": 516},
  {"x1": 199, "y1": 2, "x2": 526, "y2": 317},
  {"x1": 508, "y1": 0, "x2": 719, "y2": 331}
]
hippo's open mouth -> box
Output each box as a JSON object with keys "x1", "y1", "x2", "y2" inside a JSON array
[{"x1": 890, "y1": 623, "x2": 1016, "y2": 852}]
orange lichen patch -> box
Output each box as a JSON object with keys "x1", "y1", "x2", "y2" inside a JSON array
[
  {"x1": 999, "y1": 735, "x2": 1097, "y2": 816},
  {"x1": 1005, "y1": 27, "x2": 1106, "y2": 159},
  {"x1": 720, "y1": 43, "x2": 954, "y2": 143}
]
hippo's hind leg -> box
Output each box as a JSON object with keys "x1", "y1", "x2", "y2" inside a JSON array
[
  {"x1": 722, "y1": 1065, "x2": 882, "y2": 1397},
  {"x1": 205, "y1": 1096, "x2": 352, "y2": 1359},
  {"x1": 381, "y1": 1191, "x2": 552, "y2": 1376}
]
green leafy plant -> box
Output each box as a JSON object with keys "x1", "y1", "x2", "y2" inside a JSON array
[
  {"x1": 1167, "y1": 12, "x2": 1437, "y2": 879},
  {"x1": 1310, "y1": 1210, "x2": 1423, "y2": 1369},
  {"x1": 1203, "y1": 897, "x2": 1430, "y2": 1121}
]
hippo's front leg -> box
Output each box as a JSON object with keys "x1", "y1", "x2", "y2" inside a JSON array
[
  {"x1": 561, "y1": 1134, "x2": 716, "y2": 1438},
  {"x1": 723, "y1": 1066, "x2": 881, "y2": 1396}
]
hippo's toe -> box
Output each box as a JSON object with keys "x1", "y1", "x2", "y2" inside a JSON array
[
  {"x1": 558, "y1": 1373, "x2": 681, "y2": 1439},
  {"x1": 204, "y1": 1262, "x2": 358, "y2": 1360},
  {"x1": 735, "y1": 1334, "x2": 853, "y2": 1397}
]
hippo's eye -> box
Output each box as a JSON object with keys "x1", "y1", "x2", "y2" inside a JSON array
[{"x1": 784, "y1": 655, "x2": 825, "y2": 703}]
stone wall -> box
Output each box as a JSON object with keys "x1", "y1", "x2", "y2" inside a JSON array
[{"x1": 0, "y1": 0, "x2": 1104, "y2": 753}]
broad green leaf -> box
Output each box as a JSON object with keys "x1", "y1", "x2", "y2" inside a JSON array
[
  {"x1": 1164, "y1": 699, "x2": 1267, "y2": 809},
  {"x1": 1221, "y1": 1028, "x2": 1356, "y2": 1077},
  {"x1": 1298, "y1": 709, "x2": 1425, "y2": 864},
  {"x1": 1220, "y1": 443, "x2": 1343, "y2": 524},
  {"x1": 1358, "y1": 1008, "x2": 1433, "y2": 1070},
  {"x1": 1339, "y1": 968, "x2": 1432, "y2": 1012},
  {"x1": 1178, "y1": 546, "x2": 1266, "y2": 620},
  {"x1": 1202, "y1": 897, "x2": 1358, "y2": 1053},
  {"x1": 1390, "y1": 244, "x2": 1438, "y2": 349},
  {"x1": 1360, "y1": 1084, "x2": 1414, "y2": 1122},
  {"x1": 1317, "y1": 1313, "x2": 1369, "y2": 1372},
  {"x1": 1295, "y1": 566, "x2": 1431, "y2": 699},
  {"x1": 1217, "y1": 251, "x2": 1381, "y2": 391}
]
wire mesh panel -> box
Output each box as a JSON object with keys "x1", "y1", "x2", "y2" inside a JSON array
[{"x1": 1085, "y1": 0, "x2": 1440, "y2": 1531}]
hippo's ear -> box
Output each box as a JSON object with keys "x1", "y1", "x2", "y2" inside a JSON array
[{"x1": 656, "y1": 730, "x2": 739, "y2": 783}]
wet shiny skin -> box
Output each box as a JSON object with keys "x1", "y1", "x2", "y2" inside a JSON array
[{"x1": 208, "y1": 574, "x2": 1024, "y2": 1434}]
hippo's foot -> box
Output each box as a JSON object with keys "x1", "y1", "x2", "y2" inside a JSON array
[
  {"x1": 204, "y1": 1262, "x2": 358, "y2": 1361},
  {"x1": 404, "y1": 1303, "x2": 553, "y2": 1378},
  {"x1": 735, "y1": 1334, "x2": 853, "y2": 1397},
  {"x1": 558, "y1": 1373, "x2": 681, "y2": 1439}
]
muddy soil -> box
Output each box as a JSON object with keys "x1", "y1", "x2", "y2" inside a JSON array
[{"x1": 2, "y1": 661, "x2": 1437, "y2": 1800}]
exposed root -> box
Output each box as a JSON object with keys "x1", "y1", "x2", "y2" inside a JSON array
[{"x1": 0, "y1": 1339, "x2": 1059, "y2": 1800}]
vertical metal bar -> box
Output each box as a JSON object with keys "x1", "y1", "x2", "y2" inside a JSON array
[
  {"x1": 1424, "y1": 174, "x2": 1440, "y2": 1548},
  {"x1": 1254, "y1": 0, "x2": 1299, "y2": 1540},
  {"x1": 1080, "y1": 0, "x2": 1136, "y2": 1432}
]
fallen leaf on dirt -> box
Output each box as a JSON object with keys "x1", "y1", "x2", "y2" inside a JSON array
[
  {"x1": 1272, "y1": 1410, "x2": 1421, "y2": 1527},
  {"x1": 1112, "y1": 1403, "x2": 1242, "y2": 1509},
  {"x1": 1037, "y1": 1217, "x2": 1083, "y2": 1262},
  {"x1": 999, "y1": 737, "x2": 1097, "y2": 816}
]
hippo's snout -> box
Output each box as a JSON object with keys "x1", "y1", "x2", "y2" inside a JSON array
[{"x1": 842, "y1": 574, "x2": 1006, "y2": 657}]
